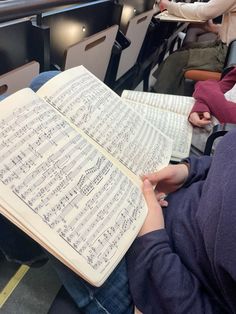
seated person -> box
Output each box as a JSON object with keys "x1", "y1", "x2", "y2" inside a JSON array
[
  {"x1": 189, "y1": 67, "x2": 236, "y2": 153},
  {"x1": 189, "y1": 66, "x2": 236, "y2": 126},
  {"x1": 180, "y1": 17, "x2": 221, "y2": 48},
  {"x1": 48, "y1": 129, "x2": 236, "y2": 314},
  {"x1": 1, "y1": 72, "x2": 236, "y2": 313},
  {"x1": 152, "y1": 0, "x2": 236, "y2": 95}
]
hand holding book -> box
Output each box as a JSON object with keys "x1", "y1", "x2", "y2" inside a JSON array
[
  {"x1": 139, "y1": 162, "x2": 190, "y2": 236},
  {"x1": 142, "y1": 163, "x2": 189, "y2": 197},
  {"x1": 0, "y1": 66, "x2": 173, "y2": 286},
  {"x1": 138, "y1": 179, "x2": 164, "y2": 237}
]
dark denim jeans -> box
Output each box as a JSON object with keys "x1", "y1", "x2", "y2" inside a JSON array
[{"x1": 48, "y1": 254, "x2": 133, "y2": 313}]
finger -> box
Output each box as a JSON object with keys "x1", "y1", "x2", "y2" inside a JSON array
[
  {"x1": 142, "y1": 179, "x2": 160, "y2": 211},
  {"x1": 189, "y1": 113, "x2": 211, "y2": 127},
  {"x1": 197, "y1": 119, "x2": 212, "y2": 126},
  {"x1": 189, "y1": 118, "x2": 197, "y2": 126},
  {"x1": 159, "y1": 3, "x2": 165, "y2": 11},
  {"x1": 156, "y1": 192, "x2": 167, "y2": 201},
  {"x1": 189, "y1": 112, "x2": 200, "y2": 126},
  {"x1": 141, "y1": 172, "x2": 158, "y2": 185},
  {"x1": 159, "y1": 199, "x2": 168, "y2": 207},
  {"x1": 189, "y1": 118, "x2": 202, "y2": 127},
  {"x1": 203, "y1": 112, "x2": 211, "y2": 120}
]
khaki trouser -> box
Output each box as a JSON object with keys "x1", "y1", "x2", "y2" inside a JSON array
[{"x1": 153, "y1": 40, "x2": 227, "y2": 96}]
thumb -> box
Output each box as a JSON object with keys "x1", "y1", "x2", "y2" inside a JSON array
[
  {"x1": 141, "y1": 172, "x2": 158, "y2": 185},
  {"x1": 203, "y1": 112, "x2": 211, "y2": 120},
  {"x1": 142, "y1": 179, "x2": 159, "y2": 211}
]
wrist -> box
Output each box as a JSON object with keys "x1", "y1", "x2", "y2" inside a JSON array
[
  {"x1": 179, "y1": 161, "x2": 190, "y2": 173},
  {"x1": 139, "y1": 206, "x2": 164, "y2": 236}
]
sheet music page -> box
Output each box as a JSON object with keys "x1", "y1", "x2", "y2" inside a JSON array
[
  {"x1": 0, "y1": 89, "x2": 148, "y2": 286},
  {"x1": 122, "y1": 90, "x2": 195, "y2": 116},
  {"x1": 37, "y1": 66, "x2": 173, "y2": 177},
  {"x1": 125, "y1": 100, "x2": 193, "y2": 159}
]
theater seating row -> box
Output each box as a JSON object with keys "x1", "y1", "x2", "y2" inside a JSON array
[{"x1": 0, "y1": 0, "x2": 189, "y2": 96}]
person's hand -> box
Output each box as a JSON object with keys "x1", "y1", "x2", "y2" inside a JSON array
[
  {"x1": 159, "y1": 0, "x2": 169, "y2": 12},
  {"x1": 142, "y1": 163, "x2": 189, "y2": 202},
  {"x1": 139, "y1": 179, "x2": 164, "y2": 236},
  {"x1": 203, "y1": 20, "x2": 220, "y2": 34},
  {"x1": 188, "y1": 111, "x2": 212, "y2": 127}
]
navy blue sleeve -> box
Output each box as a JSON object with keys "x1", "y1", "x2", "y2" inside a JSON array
[
  {"x1": 183, "y1": 155, "x2": 212, "y2": 187},
  {"x1": 126, "y1": 230, "x2": 218, "y2": 313}
]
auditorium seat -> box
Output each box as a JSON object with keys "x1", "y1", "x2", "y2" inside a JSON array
[
  {"x1": 184, "y1": 39, "x2": 236, "y2": 95},
  {"x1": 115, "y1": 9, "x2": 154, "y2": 81},
  {"x1": 184, "y1": 69, "x2": 221, "y2": 81},
  {"x1": 63, "y1": 25, "x2": 118, "y2": 81},
  {"x1": 0, "y1": 61, "x2": 40, "y2": 95},
  {"x1": 108, "y1": 9, "x2": 154, "y2": 92}
]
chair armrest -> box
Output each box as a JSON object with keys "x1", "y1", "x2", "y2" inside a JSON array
[
  {"x1": 222, "y1": 39, "x2": 236, "y2": 77},
  {"x1": 115, "y1": 30, "x2": 131, "y2": 50},
  {"x1": 184, "y1": 69, "x2": 221, "y2": 81},
  {"x1": 204, "y1": 123, "x2": 236, "y2": 155}
]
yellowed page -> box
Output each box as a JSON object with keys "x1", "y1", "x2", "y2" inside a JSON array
[
  {"x1": 121, "y1": 90, "x2": 194, "y2": 116},
  {"x1": 0, "y1": 89, "x2": 148, "y2": 286},
  {"x1": 0, "y1": 66, "x2": 173, "y2": 286},
  {"x1": 124, "y1": 100, "x2": 193, "y2": 159},
  {"x1": 37, "y1": 66, "x2": 173, "y2": 176}
]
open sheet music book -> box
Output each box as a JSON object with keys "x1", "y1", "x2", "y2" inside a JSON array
[
  {"x1": 121, "y1": 90, "x2": 194, "y2": 161},
  {"x1": 0, "y1": 66, "x2": 173, "y2": 287},
  {"x1": 155, "y1": 11, "x2": 205, "y2": 23}
]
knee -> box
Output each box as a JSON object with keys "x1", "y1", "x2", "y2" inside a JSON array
[{"x1": 30, "y1": 71, "x2": 61, "y2": 92}]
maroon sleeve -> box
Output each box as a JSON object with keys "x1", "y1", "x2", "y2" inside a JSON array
[
  {"x1": 218, "y1": 67, "x2": 236, "y2": 93},
  {"x1": 190, "y1": 99, "x2": 210, "y2": 115},
  {"x1": 190, "y1": 68, "x2": 236, "y2": 121},
  {"x1": 192, "y1": 80, "x2": 236, "y2": 123}
]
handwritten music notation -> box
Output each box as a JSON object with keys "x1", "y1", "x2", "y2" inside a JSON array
[
  {"x1": 126, "y1": 101, "x2": 192, "y2": 155},
  {"x1": 42, "y1": 70, "x2": 171, "y2": 175},
  {"x1": 0, "y1": 95, "x2": 145, "y2": 272}
]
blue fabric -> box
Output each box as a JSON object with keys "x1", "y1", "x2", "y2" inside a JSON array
[
  {"x1": 29, "y1": 71, "x2": 60, "y2": 92},
  {"x1": 0, "y1": 214, "x2": 46, "y2": 265},
  {"x1": 4, "y1": 71, "x2": 236, "y2": 313},
  {"x1": 47, "y1": 254, "x2": 133, "y2": 314},
  {"x1": 127, "y1": 132, "x2": 236, "y2": 313}
]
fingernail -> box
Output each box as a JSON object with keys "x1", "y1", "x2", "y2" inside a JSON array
[
  {"x1": 143, "y1": 179, "x2": 151, "y2": 187},
  {"x1": 161, "y1": 201, "x2": 168, "y2": 207}
]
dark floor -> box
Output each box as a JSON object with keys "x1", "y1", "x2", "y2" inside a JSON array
[{"x1": 0, "y1": 256, "x2": 61, "y2": 314}]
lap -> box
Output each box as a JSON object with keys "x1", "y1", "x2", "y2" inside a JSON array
[
  {"x1": 47, "y1": 254, "x2": 134, "y2": 314},
  {"x1": 185, "y1": 41, "x2": 227, "y2": 72}
]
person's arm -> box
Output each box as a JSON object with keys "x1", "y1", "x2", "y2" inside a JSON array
[
  {"x1": 189, "y1": 68, "x2": 236, "y2": 125},
  {"x1": 127, "y1": 230, "x2": 219, "y2": 313},
  {"x1": 218, "y1": 67, "x2": 236, "y2": 93},
  {"x1": 190, "y1": 98, "x2": 210, "y2": 115},
  {"x1": 182, "y1": 155, "x2": 212, "y2": 187},
  {"x1": 193, "y1": 80, "x2": 236, "y2": 123},
  {"x1": 160, "y1": 0, "x2": 235, "y2": 21},
  {"x1": 193, "y1": 68, "x2": 236, "y2": 96},
  {"x1": 127, "y1": 166, "x2": 216, "y2": 313},
  {"x1": 188, "y1": 110, "x2": 212, "y2": 127},
  {"x1": 143, "y1": 156, "x2": 212, "y2": 196}
]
